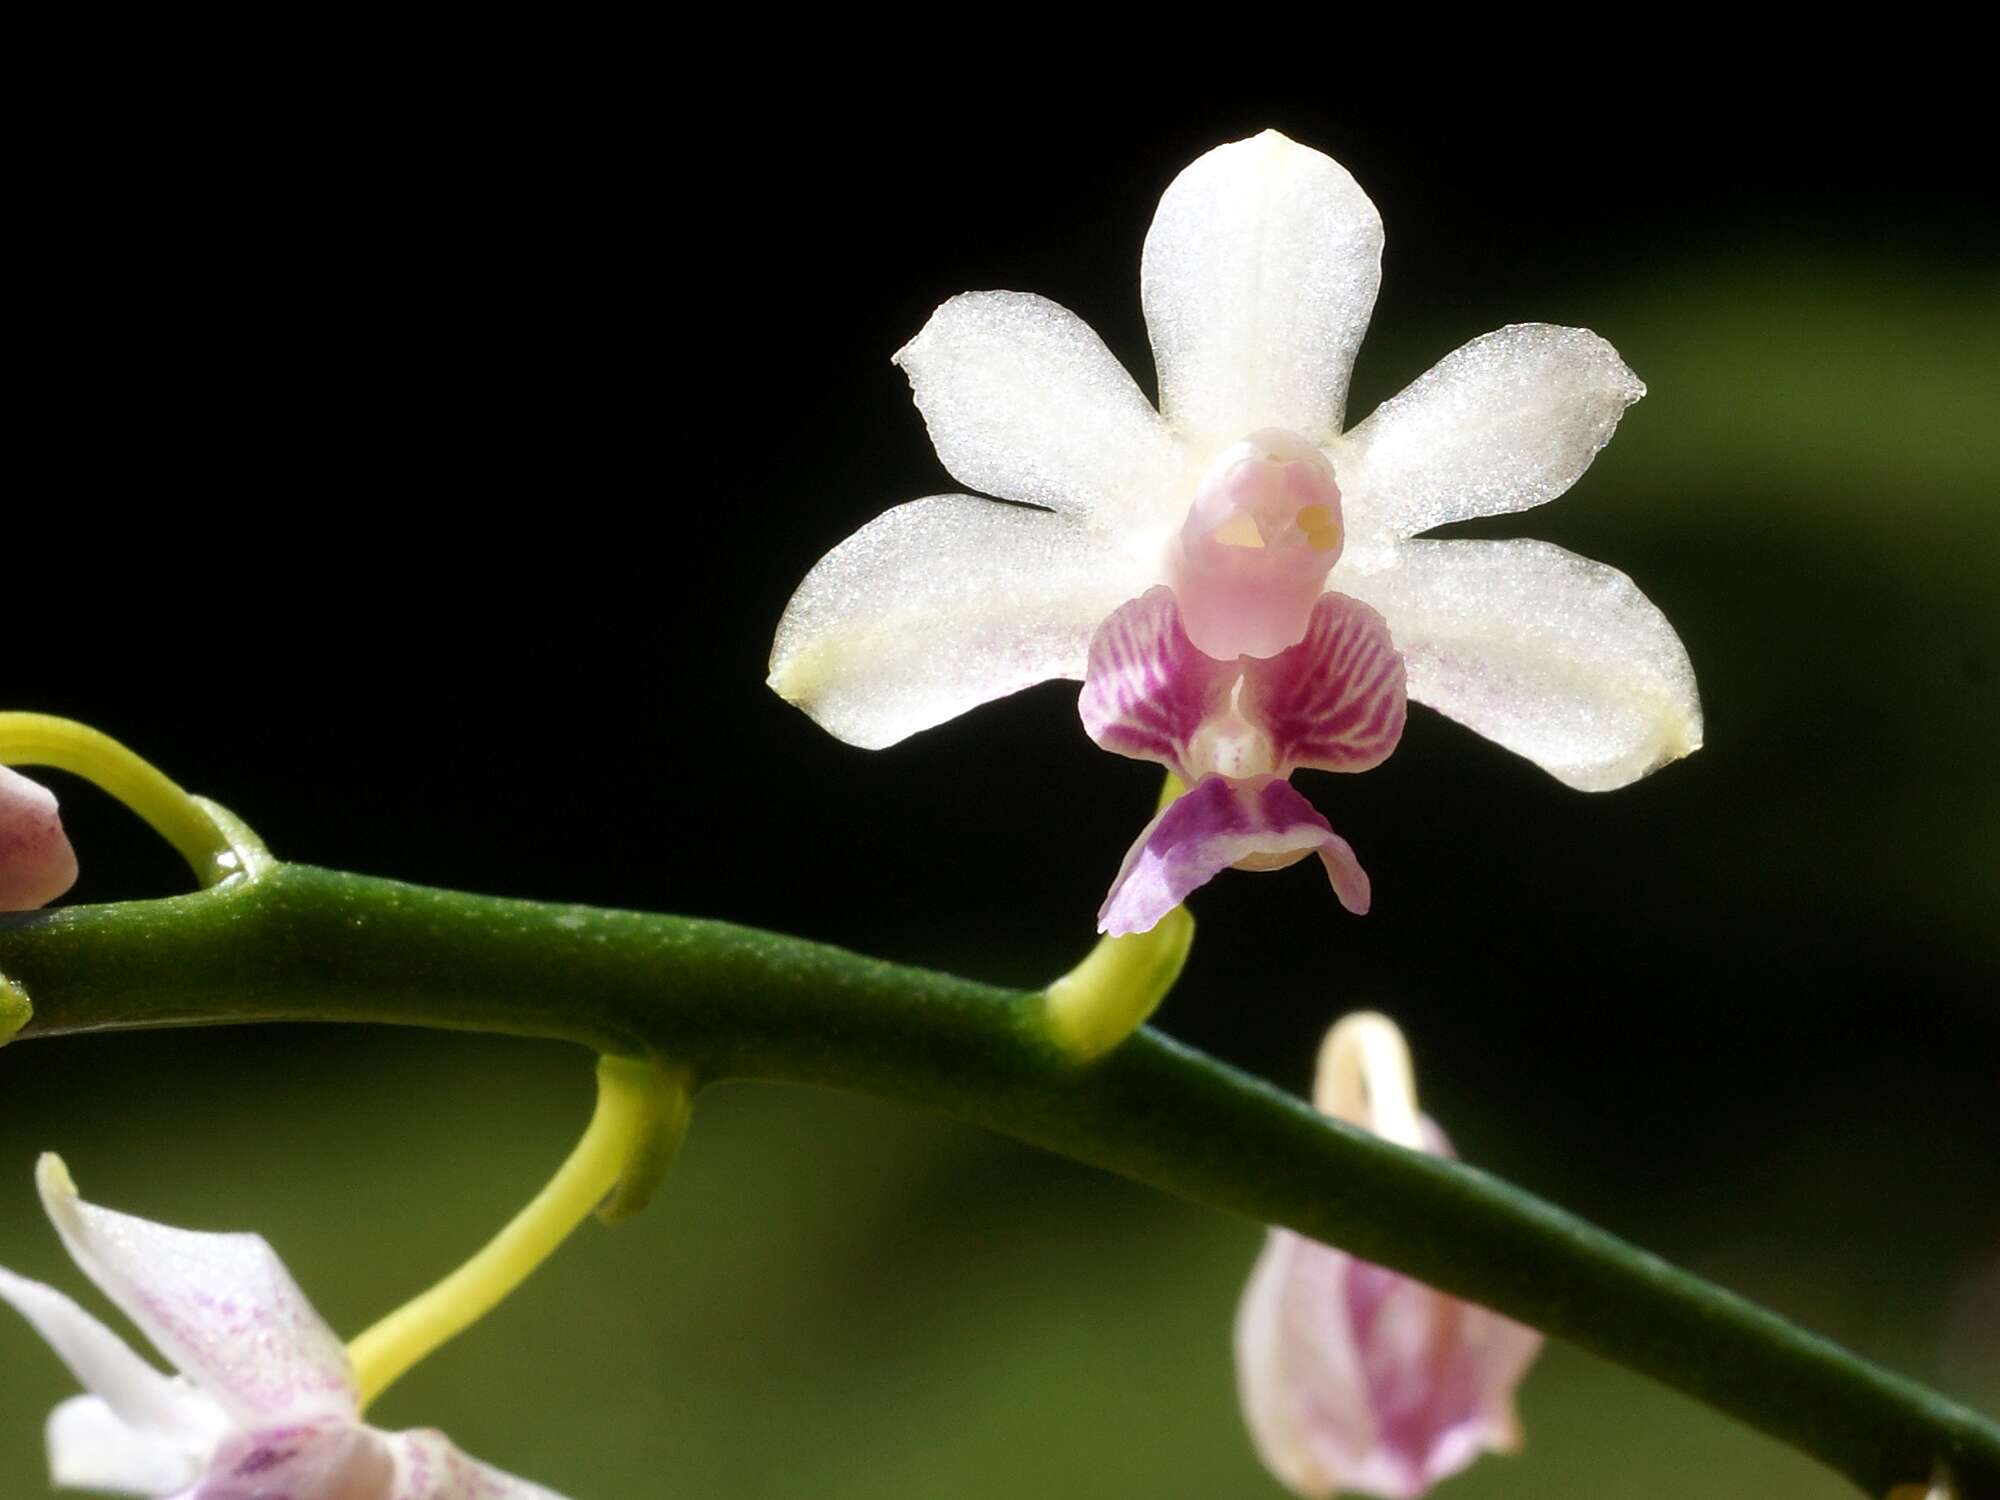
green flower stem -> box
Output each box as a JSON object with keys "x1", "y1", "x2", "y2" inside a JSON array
[
  {"x1": 1041, "y1": 907, "x2": 1195, "y2": 1061},
  {"x1": 347, "y1": 1054, "x2": 692, "y2": 1409},
  {"x1": 2, "y1": 864, "x2": 1993, "y2": 1496}
]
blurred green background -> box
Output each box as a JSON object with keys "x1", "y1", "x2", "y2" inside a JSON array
[{"x1": 4, "y1": 73, "x2": 1995, "y2": 1498}]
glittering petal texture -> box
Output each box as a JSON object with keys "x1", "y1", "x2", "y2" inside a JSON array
[
  {"x1": 1238, "y1": 593, "x2": 1407, "y2": 776},
  {"x1": 37, "y1": 1157, "x2": 360, "y2": 1427},
  {"x1": 1078, "y1": 587, "x2": 1238, "y2": 778},
  {"x1": 768, "y1": 495, "x2": 1157, "y2": 749},
  {"x1": 46, "y1": 1392, "x2": 211, "y2": 1494},
  {"x1": 1342, "y1": 539, "x2": 1702, "y2": 792},
  {"x1": 1334, "y1": 325, "x2": 1646, "y2": 547},
  {"x1": 187, "y1": 1421, "x2": 395, "y2": 1499},
  {"x1": 7, "y1": 1165, "x2": 570, "y2": 1500},
  {"x1": 893, "y1": 291, "x2": 1189, "y2": 530},
  {"x1": 1143, "y1": 131, "x2": 1383, "y2": 447},
  {"x1": 386, "y1": 1428, "x2": 572, "y2": 1499},
  {"x1": 0, "y1": 763, "x2": 79, "y2": 910},
  {"x1": 1098, "y1": 775, "x2": 1368, "y2": 935},
  {"x1": 0, "y1": 1265, "x2": 224, "y2": 1452},
  {"x1": 1235, "y1": 1123, "x2": 1542, "y2": 1500}
]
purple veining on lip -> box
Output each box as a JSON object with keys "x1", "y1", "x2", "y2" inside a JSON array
[
  {"x1": 1238, "y1": 592, "x2": 1407, "y2": 776},
  {"x1": 1079, "y1": 586, "x2": 1238, "y2": 778},
  {"x1": 1097, "y1": 774, "x2": 1369, "y2": 935}
]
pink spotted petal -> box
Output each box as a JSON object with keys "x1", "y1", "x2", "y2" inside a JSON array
[
  {"x1": 1097, "y1": 775, "x2": 1369, "y2": 936},
  {"x1": 36, "y1": 1156, "x2": 360, "y2": 1428},
  {"x1": 1238, "y1": 593, "x2": 1407, "y2": 776},
  {"x1": 1, "y1": 764, "x2": 79, "y2": 911},
  {"x1": 188, "y1": 1421, "x2": 394, "y2": 1499},
  {"x1": 1078, "y1": 587, "x2": 1239, "y2": 780}
]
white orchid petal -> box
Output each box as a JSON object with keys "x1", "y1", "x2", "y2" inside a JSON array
[
  {"x1": 47, "y1": 1394, "x2": 210, "y2": 1495},
  {"x1": 1345, "y1": 540, "x2": 1702, "y2": 791},
  {"x1": 1143, "y1": 130, "x2": 1382, "y2": 447},
  {"x1": 36, "y1": 1154, "x2": 359, "y2": 1427},
  {"x1": 769, "y1": 495, "x2": 1157, "y2": 749},
  {"x1": 894, "y1": 291, "x2": 1187, "y2": 528},
  {"x1": 387, "y1": 1427, "x2": 572, "y2": 1499},
  {"x1": 48, "y1": 1398, "x2": 201, "y2": 1495},
  {"x1": 0, "y1": 1264, "x2": 221, "y2": 1447},
  {"x1": 1336, "y1": 324, "x2": 1646, "y2": 543}
]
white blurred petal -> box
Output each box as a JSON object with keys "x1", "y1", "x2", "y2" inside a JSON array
[
  {"x1": 0, "y1": 1264, "x2": 222, "y2": 1448},
  {"x1": 1235, "y1": 1229, "x2": 1371, "y2": 1498},
  {"x1": 197, "y1": 1421, "x2": 394, "y2": 1498},
  {"x1": 1344, "y1": 540, "x2": 1702, "y2": 791},
  {"x1": 36, "y1": 1154, "x2": 359, "y2": 1427},
  {"x1": 1337, "y1": 324, "x2": 1646, "y2": 542},
  {"x1": 387, "y1": 1427, "x2": 571, "y2": 1499},
  {"x1": 768, "y1": 495, "x2": 1159, "y2": 749},
  {"x1": 894, "y1": 291, "x2": 1188, "y2": 528},
  {"x1": 47, "y1": 1394, "x2": 208, "y2": 1494},
  {"x1": 1143, "y1": 131, "x2": 1382, "y2": 447}
]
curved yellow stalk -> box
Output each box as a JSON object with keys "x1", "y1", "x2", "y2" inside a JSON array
[
  {"x1": 0, "y1": 712, "x2": 259, "y2": 886},
  {"x1": 347, "y1": 1054, "x2": 692, "y2": 1410}
]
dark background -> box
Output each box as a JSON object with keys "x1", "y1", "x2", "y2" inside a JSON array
[{"x1": 3, "y1": 61, "x2": 1995, "y2": 1498}]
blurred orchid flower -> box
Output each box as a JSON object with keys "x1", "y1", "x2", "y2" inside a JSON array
[
  {"x1": 0, "y1": 1154, "x2": 567, "y2": 1499},
  {"x1": 1236, "y1": 1014, "x2": 1541, "y2": 1498},
  {"x1": 770, "y1": 130, "x2": 1699, "y2": 803},
  {"x1": 1, "y1": 764, "x2": 78, "y2": 910}
]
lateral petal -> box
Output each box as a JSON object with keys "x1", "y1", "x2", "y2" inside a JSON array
[
  {"x1": 769, "y1": 495, "x2": 1156, "y2": 749},
  {"x1": 1238, "y1": 592, "x2": 1406, "y2": 776},
  {"x1": 894, "y1": 290, "x2": 1189, "y2": 530},
  {"x1": 1343, "y1": 539, "x2": 1702, "y2": 792},
  {"x1": 1336, "y1": 324, "x2": 1645, "y2": 544},
  {"x1": 1078, "y1": 587, "x2": 1238, "y2": 779},
  {"x1": 1143, "y1": 131, "x2": 1382, "y2": 447},
  {"x1": 36, "y1": 1154, "x2": 359, "y2": 1427}
]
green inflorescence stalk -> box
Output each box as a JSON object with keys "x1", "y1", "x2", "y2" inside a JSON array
[{"x1": 2, "y1": 864, "x2": 1993, "y2": 1495}]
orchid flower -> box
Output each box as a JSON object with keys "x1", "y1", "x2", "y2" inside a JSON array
[
  {"x1": 768, "y1": 131, "x2": 1700, "y2": 926},
  {"x1": 1235, "y1": 1014, "x2": 1541, "y2": 1498},
  {"x1": 0, "y1": 1155, "x2": 567, "y2": 1500},
  {"x1": 1, "y1": 763, "x2": 78, "y2": 910}
]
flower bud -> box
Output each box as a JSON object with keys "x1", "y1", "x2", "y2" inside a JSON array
[
  {"x1": 0, "y1": 765, "x2": 77, "y2": 911},
  {"x1": 1234, "y1": 1015, "x2": 1541, "y2": 1498}
]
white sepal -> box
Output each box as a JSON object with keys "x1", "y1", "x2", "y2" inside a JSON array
[
  {"x1": 1344, "y1": 539, "x2": 1701, "y2": 791},
  {"x1": 769, "y1": 495, "x2": 1158, "y2": 749},
  {"x1": 1143, "y1": 130, "x2": 1382, "y2": 447}
]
